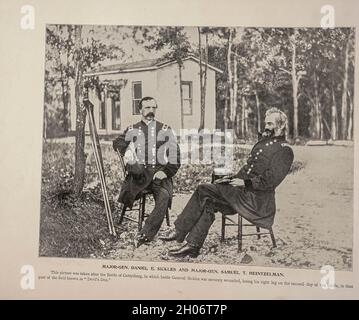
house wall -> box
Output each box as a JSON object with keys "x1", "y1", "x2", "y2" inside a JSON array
[
  {"x1": 157, "y1": 59, "x2": 216, "y2": 134},
  {"x1": 69, "y1": 59, "x2": 217, "y2": 135},
  {"x1": 97, "y1": 70, "x2": 157, "y2": 133}
]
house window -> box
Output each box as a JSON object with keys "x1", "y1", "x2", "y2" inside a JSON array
[
  {"x1": 111, "y1": 96, "x2": 121, "y2": 130},
  {"x1": 181, "y1": 81, "x2": 193, "y2": 115},
  {"x1": 132, "y1": 81, "x2": 142, "y2": 115},
  {"x1": 99, "y1": 91, "x2": 106, "y2": 129}
]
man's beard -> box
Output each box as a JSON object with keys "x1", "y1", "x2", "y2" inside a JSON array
[{"x1": 258, "y1": 128, "x2": 275, "y2": 139}]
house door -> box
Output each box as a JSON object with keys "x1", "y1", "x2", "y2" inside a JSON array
[{"x1": 111, "y1": 96, "x2": 121, "y2": 131}]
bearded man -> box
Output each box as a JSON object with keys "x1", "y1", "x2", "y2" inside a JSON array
[{"x1": 160, "y1": 107, "x2": 294, "y2": 258}]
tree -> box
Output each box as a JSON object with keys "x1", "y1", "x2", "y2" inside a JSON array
[
  {"x1": 72, "y1": 25, "x2": 86, "y2": 195},
  {"x1": 235, "y1": 28, "x2": 278, "y2": 138},
  {"x1": 341, "y1": 28, "x2": 355, "y2": 140},
  {"x1": 145, "y1": 27, "x2": 192, "y2": 130},
  {"x1": 226, "y1": 28, "x2": 234, "y2": 130},
  {"x1": 46, "y1": 25, "x2": 126, "y2": 195},
  {"x1": 45, "y1": 25, "x2": 74, "y2": 134},
  {"x1": 300, "y1": 28, "x2": 355, "y2": 140},
  {"x1": 275, "y1": 29, "x2": 307, "y2": 139},
  {"x1": 198, "y1": 27, "x2": 209, "y2": 131}
]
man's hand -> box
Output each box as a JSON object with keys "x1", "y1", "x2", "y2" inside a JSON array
[
  {"x1": 214, "y1": 174, "x2": 234, "y2": 184},
  {"x1": 153, "y1": 171, "x2": 167, "y2": 181},
  {"x1": 229, "y1": 178, "x2": 244, "y2": 187},
  {"x1": 214, "y1": 177, "x2": 231, "y2": 184}
]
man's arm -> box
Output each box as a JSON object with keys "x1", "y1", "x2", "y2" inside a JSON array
[
  {"x1": 160, "y1": 128, "x2": 181, "y2": 179},
  {"x1": 241, "y1": 148, "x2": 294, "y2": 192}
]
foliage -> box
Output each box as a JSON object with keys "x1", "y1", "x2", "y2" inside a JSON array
[
  {"x1": 45, "y1": 26, "x2": 355, "y2": 141},
  {"x1": 39, "y1": 141, "x2": 305, "y2": 258}
]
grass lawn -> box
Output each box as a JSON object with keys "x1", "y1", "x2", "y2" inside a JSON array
[{"x1": 39, "y1": 140, "x2": 305, "y2": 262}]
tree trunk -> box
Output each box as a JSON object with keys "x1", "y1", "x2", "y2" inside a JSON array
[
  {"x1": 60, "y1": 75, "x2": 69, "y2": 133},
  {"x1": 198, "y1": 27, "x2": 205, "y2": 131},
  {"x1": 203, "y1": 32, "x2": 208, "y2": 128},
  {"x1": 43, "y1": 105, "x2": 48, "y2": 140},
  {"x1": 291, "y1": 31, "x2": 299, "y2": 138},
  {"x1": 255, "y1": 90, "x2": 261, "y2": 132},
  {"x1": 241, "y1": 95, "x2": 246, "y2": 139},
  {"x1": 227, "y1": 29, "x2": 234, "y2": 129},
  {"x1": 178, "y1": 64, "x2": 184, "y2": 130},
  {"x1": 313, "y1": 74, "x2": 321, "y2": 139},
  {"x1": 223, "y1": 97, "x2": 228, "y2": 130},
  {"x1": 235, "y1": 111, "x2": 240, "y2": 139},
  {"x1": 56, "y1": 25, "x2": 69, "y2": 133},
  {"x1": 72, "y1": 25, "x2": 86, "y2": 196},
  {"x1": 347, "y1": 90, "x2": 353, "y2": 140},
  {"x1": 331, "y1": 87, "x2": 338, "y2": 140},
  {"x1": 341, "y1": 39, "x2": 349, "y2": 140},
  {"x1": 233, "y1": 51, "x2": 238, "y2": 133},
  {"x1": 319, "y1": 104, "x2": 324, "y2": 140}
]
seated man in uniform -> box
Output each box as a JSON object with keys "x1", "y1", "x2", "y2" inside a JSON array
[
  {"x1": 160, "y1": 107, "x2": 294, "y2": 258},
  {"x1": 113, "y1": 96, "x2": 181, "y2": 248}
]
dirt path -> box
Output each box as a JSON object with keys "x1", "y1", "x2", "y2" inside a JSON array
[{"x1": 106, "y1": 146, "x2": 353, "y2": 270}]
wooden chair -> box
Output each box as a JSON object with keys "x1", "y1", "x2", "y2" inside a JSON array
[
  {"x1": 116, "y1": 150, "x2": 170, "y2": 231},
  {"x1": 221, "y1": 214, "x2": 276, "y2": 252}
]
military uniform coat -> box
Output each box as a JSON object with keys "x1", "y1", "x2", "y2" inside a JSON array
[
  {"x1": 216, "y1": 134, "x2": 294, "y2": 228},
  {"x1": 174, "y1": 134, "x2": 294, "y2": 248},
  {"x1": 113, "y1": 119, "x2": 181, "y2": 209}
]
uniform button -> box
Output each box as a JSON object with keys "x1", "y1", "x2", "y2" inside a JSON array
[
  {"x1": 274, "y1": 139, "x2": 277, "y2": 142},
  {"x1": 256, "y1": 152, "x2": 259, "y2": 155},
  {"x1": 270, "y1": 141, "x2": 273, "y2": 145},
  {"x1": 251, "y1": 164, "x2": 254, "y2": 168},
  {"x1": 255, "y1": 157, "x2": 258, "y2": 160},
  {"x1": 259, "y1": 149, "x2": 263, "y2": 152},
  {"x1": 265, "y1": 143, "x2": 269, "y2": 146}
]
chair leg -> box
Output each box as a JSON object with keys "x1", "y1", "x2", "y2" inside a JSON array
[
  {"x1": 138, "y1": 194, "x2": 146, "y2": 231},
  {"x1": 256, "y1": 226, "x2": 261, "y2": 239},
  {"x1": 118, "y1": 205, "x2": 127, "y2": 225},
  {"x1": 221, "y1": 214, "x2": 226, "y2": 242},
  {"x1": 165, "y1": 209, "x2": 170, "y2": 226},
  {"x1": 269, "y1": 228, "x2": 277, "y2": 248},
  {"x1": 238, "y1": 215, "x2": 243, "y2": 252}
]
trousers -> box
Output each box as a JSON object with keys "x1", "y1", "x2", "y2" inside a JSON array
[
  {"x1": 174, "y1": 183, "x2": 237, "y2": 248},
  {"x1": 140, "y1": 180, "x2": 170, "y2": 240}
]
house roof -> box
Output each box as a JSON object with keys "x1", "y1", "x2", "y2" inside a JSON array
[{"x1": 85, "y1": 55, "x2": 223, "y2": 76}]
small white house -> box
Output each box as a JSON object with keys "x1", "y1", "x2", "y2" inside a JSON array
[{"x1": 70, "y1": 55, "x2": 223, "y2": 134}]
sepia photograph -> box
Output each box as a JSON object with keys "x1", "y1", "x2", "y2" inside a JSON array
[{"x1": 38, "y1": 24, "x2": 355, "y2": 271}]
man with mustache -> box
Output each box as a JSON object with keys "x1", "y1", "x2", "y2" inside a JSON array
[
  {"x1": 113, "y1": 96, "x2": 181, "y2": 247},
  {"x1": 160, "y1": 107, "x2": 294, "y2": 258}
]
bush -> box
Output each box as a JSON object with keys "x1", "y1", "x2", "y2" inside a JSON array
[{"x1": 39, "y1": 141, "x2": 304, "y2": 258}]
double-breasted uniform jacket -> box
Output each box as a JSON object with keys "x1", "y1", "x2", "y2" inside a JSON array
[
  {"x1": 215, "y1": 134, "x2": 294, "y2": 229},
  {"x1": 113, "y1": 119, "x2": 181, "y2": 209}
]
